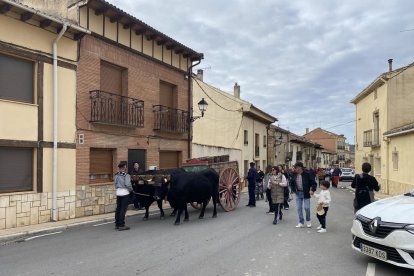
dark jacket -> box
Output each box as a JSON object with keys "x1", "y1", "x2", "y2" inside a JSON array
[
  {"x1": 351, "y1": 173, "x2": 379, "y2": 209},
  {"x1": 289, "y1": 171, "x2": 317, "y2": 199},
  {"x1": 247, "y1": 168, "x2": 257, "y2": 186}
]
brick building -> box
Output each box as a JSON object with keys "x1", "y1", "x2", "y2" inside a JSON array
[{"x1": 74, "y1": 0, "x2": 203, "y2": 217}]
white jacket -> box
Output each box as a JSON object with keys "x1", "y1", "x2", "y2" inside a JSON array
[{"x1": 314, "y1": 190, "x2": 331, "y2": 207}]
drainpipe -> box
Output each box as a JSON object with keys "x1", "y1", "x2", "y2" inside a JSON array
[
  {"x1": 187, "y1": 59, "x2": 202, "y2": 159},
  {"x1": 52, "y1": 24, "x2": 68, "y2": 222}
]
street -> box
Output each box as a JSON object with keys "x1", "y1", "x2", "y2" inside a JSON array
[{"x1": 0, "y1": 181, "x2": 411, "y2": 276}]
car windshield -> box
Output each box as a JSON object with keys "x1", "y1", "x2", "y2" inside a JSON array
[{"x1": 342, "y1": 169, "x2": 352, "y2": 172}]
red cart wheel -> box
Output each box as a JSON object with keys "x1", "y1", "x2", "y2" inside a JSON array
[{"x1": 218, "y1": 167, "x2": 242, "y2": 211}]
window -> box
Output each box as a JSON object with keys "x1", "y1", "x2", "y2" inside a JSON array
[
  {"x1": 243, "y1": 160, "x2": 249, "y2": 177},
  {"x1": 89, "y1": 148, "x2": 114, "y2": 183},
  {"x1": 392, "y1": 151, "x2": 399, "y2": 171},
  {"x1": 263, "y1": 136, "x2": 267, "y2": 147},
  {"x1": 373, "y1": 112, "x2": 380, "y2": 146},
  {"x1": 0, "y1": 147, "x2": 33, "y2": 193},
  {"x1": 0, "y1": 53, "x2": 34, "y2": 103},
  {"x1": 374, "y1": 157, "x2": 381, "y2": 176},
  {"x1": 255, "y1": 133, "x2": 260, "y2": 156},
  {"x1": 244, "y1": 130, "x2": 248, "y2": 145},
  {"x1": 160, "y1": 81, "x2": 177, "y2": 108},
  {"x1": 159, "y1": 151, "x2": 180, "y2": 169},
  {"x1": 100, "y1": 61, "x2": 126, "y2": 95}
]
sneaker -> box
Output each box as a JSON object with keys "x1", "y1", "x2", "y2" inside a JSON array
[
  {"x1": 118, "y1": 226, "x2": 130, "y2": 231},
  {"x1": 295, "y1": 223, "x2": 304, "y2": 228},
  {"x1": 273, "y1": 219, "x2": 278, "y2": 225},
  {"x1": 284, "y1": 207, "x2": 289, "y2": 210},
  {"x1": 266, "y1": 211, "x2": 274, "y2": 215},
  {"x1": 306, "y1": 222, "x2": 312, "y2": 228},
  {"x1": 317, "y1": 225, "x2": 322, "y2": 230},
  {"x1": 317, "y1": 228, "x2": 327, "y2": 233}
]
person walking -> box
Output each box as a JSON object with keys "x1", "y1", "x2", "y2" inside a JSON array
[
  {"x1": 246, "y1": 162, "x2": 257, "y2": 207},
  {"x1": 281, "y1": 165, "x2": 291, "y2": 210},
  {"x1": 313, "y1": 180, "x2": 331, "y2": 233},
  {"x1": 263, "y1": 165, "x2": 273, "y2": 214},
  {"x1": 331, "y1": 165, "x2": 342, "y2": 188},
  {"x1": 351, "y1": 162, "x2": 380, "y2": 213},
  {"x1": 255, "y1": 166, "x2": 265, "y2": 200},
  {"x1": 269, "y1": 166, "x2": 288, "y2": 225},
  {"x1": 114, "y1": 162, "x2": 133, "y2": 231},
  {"x1": 290, "y1": 161, "x2": 317, "y2": 228}
]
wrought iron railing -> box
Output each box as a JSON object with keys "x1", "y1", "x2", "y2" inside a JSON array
[
  {"x1": 89, "y1": 90, "x2": 144, "y2": 127},
  {"x1": 363, "y1": 130, "x2": 372, "y2": 147},
  {"x1": 372, "y1": 129, "x2": 380, "y2": 147},
  {"x1": 153, "y1": 105, "x2": 189, "y2": 133}
]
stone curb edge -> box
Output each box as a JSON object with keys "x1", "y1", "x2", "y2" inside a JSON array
[{"x1": 0, "y1": 207, "x2": 167, "y2": 245}]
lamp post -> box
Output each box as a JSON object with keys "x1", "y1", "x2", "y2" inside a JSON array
[{"x1": 190, "y1": 98, "x2": 208, "y2": 122}]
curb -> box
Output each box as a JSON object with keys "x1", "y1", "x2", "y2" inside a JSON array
[{"x1": 0, "y1": 207, "x2": 168, "y2": 245}]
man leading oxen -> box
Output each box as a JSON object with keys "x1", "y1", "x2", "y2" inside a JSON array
[{"x1": 168, "y1": 168, "x2": 219, "y2": 225}]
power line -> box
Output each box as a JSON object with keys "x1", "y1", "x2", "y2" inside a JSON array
[{"x1": 192, "y1": 76, "x2": 241, "y2": 112}]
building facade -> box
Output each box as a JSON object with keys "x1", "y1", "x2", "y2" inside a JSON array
[
  {"x1": 74, "y1": 0, "x2": 203, "y2": 217},
  {"x1": 0, "y1": 0, "x2": 88, "y2": 229},
  {"x1": 303, "y1": 128, "x2": 347, "y2": 167},
  {"x1": 192, "y1": 73, "x2": 276, "y2": 179},
  {"x1": 351, "y1": 60, "x2": 414, "y2": 195}
]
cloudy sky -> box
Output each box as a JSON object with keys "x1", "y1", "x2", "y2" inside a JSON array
[{"x1": 108, "y1": 0, "x2": 414, "y2": 142}]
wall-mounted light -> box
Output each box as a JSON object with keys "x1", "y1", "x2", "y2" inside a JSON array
[{"x1": 190, "y1": 98, "x2": 208, "y2": 122}]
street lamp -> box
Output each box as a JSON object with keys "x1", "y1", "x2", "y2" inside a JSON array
[
  {"x1": 274, "y1": 134, "x2": 283, "y2": 146},
  {"x1": 190, "y1": 98, "x2": 208, "y2": 122}
]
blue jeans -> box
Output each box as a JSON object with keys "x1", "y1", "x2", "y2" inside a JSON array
[{"x1": 295, "y1": 192, "x2": 310, "y2": 224}]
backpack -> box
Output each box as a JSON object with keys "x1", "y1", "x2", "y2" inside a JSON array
[{"x1": 355, "y1": 175, "x2": 371, "y2": 209}]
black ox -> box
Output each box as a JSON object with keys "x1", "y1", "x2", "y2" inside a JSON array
[
  {"x1": 168, "y1": 168, "x2": 219, "y2": 225},
  {"x1": 132, "y1": 169, "x2": 183, "y2": 220}
]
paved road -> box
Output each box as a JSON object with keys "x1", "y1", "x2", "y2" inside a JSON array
[{"x1": 0, "y1": 181, "x2": 411, "y2": 276}]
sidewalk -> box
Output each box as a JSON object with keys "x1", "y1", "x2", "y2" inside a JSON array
[{"x1": 0, "y1": 204, "x2": 167, "y2": 244}]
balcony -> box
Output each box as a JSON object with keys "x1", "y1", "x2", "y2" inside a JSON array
[
  {"x1": 363, "y1": 129, "x2": 380, "y2": 147},
  {"x1": 153, "y1": 105, "x2": 189, "y2": 133},
  {"x1": 90, "y1": 90, "x2": 144, "y2": 127},
  {"x1": 372, "y1": 129, "x2": 380, "y2": 147},
  {"x1": 363, "y1": 130, "x2": 372, "y2": 147}
]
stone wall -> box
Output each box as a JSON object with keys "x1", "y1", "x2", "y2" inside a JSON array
[
  {"x1": 0, "y1": 190, "x2": 76, "y2": 230},
  {"x1": 75, "y1": 184, "x2": 116, "y2": 218}
]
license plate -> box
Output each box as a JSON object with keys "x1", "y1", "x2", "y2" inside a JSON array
[{"x1": 360, "y1": 244, "x2": 387, "y2": 261}]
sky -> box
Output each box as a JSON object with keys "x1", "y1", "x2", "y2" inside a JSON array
[{"x1": 108, "y1": 0, "x2": 414, "y2": 143}]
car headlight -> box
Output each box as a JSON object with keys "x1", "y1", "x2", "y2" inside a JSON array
[{"x1": 405, "y1": 225, "x2": 414, "y2": 235}]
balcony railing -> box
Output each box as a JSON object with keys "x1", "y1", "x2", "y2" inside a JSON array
[
  {"x1": 372, "y1": 129, "x2": 380, "y2": 147},
  {"x1": 363, "y1": 130, "x2": 372, "y2": 147},
  {"x1": 90, "y1": 90, "x2": 144, "y2": 127},
  {"x1": 153, "y1": 105, "x2": 189, "y2": 133}
]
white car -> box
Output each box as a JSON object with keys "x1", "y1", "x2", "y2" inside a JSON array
[
  {"x1": 340, "y1": 168, "x2": 355, "y2": 181},
  {"x1": 351, "y1": 191, "x2": 414, "y2": 269}
]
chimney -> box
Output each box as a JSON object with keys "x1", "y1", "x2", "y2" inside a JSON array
[
  {"x1": 196, "y1": 69, "x2": 203, "y2": 81},
  {"x1": 388, "y1": 59, "x2": 393, "y2": 72},
  {"x1": 234, "y1": 82, "x2": 240, "y2": 98},
  {"x1": 306, "y1": 128, "x2": 309, "y2": 134}
]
